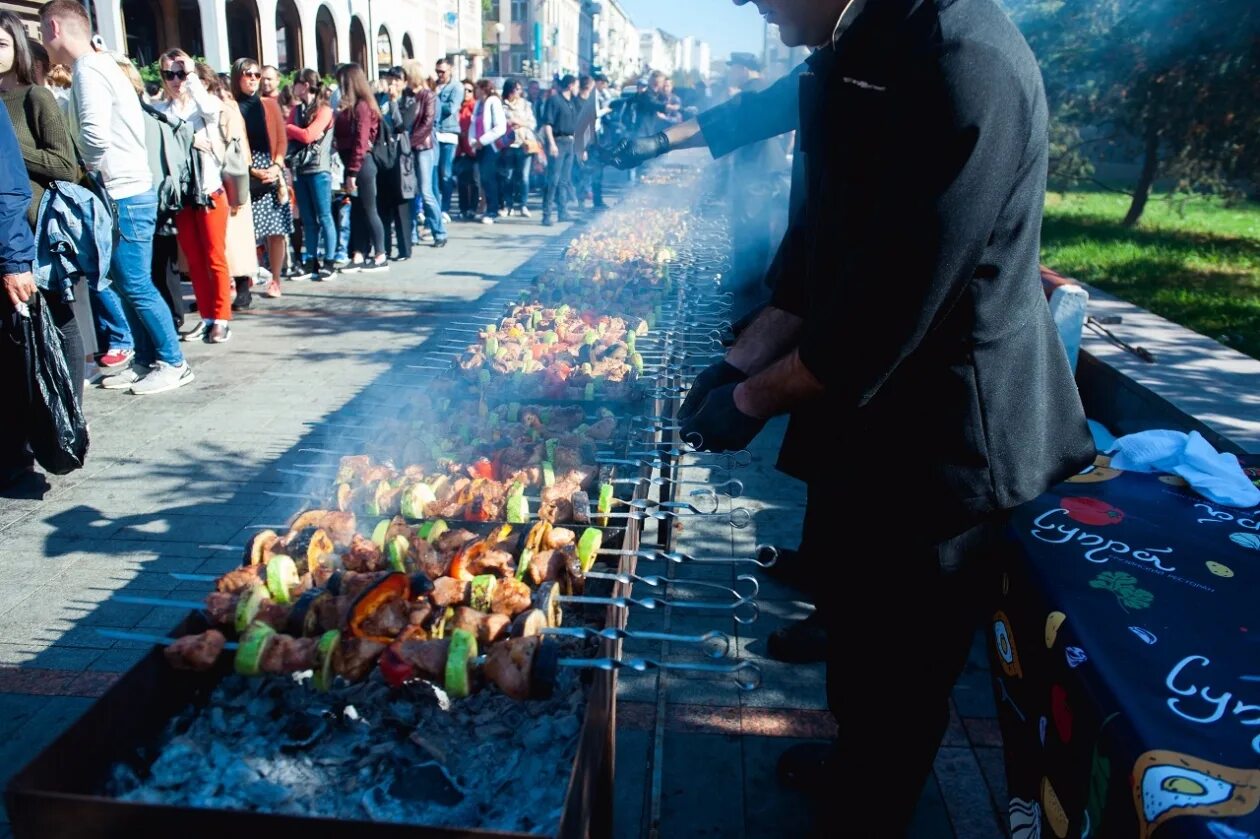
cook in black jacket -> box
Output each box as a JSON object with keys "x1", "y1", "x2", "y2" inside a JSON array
[{"x1": 680, "y1": 0, "x2": 1095, "y2": 825}]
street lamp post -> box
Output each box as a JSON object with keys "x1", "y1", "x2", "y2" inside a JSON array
[{"x1": 495, "y1": 21, "x2": 506, "y2": 75}]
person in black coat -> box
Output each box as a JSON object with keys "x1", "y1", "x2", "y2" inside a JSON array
[{"x1": 679, "y1": 0, "x2": 1096, "y2": 829}]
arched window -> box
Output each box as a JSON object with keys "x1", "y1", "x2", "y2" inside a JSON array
[
  {"x1": 275, "y1": 0, "x2": 302, "y2": 71},
  {"x1": 401, "y1": 33, "x2": 414, "y2": 60},
  {"x1": 120, "y1": 0, "x2": 202, "y2": 65},
  {"x1": 315, "y1": 5, "x2": 337, "y2": 76},
  {"x1": 376, "y1": 25, "x2": 392, "y2": 72},
  {"x1": 225, "y1": 0, "x2": 261, "y2": 64},
  {"x1": 349, "y1": 16, "x2": 368, "y2": 71}
]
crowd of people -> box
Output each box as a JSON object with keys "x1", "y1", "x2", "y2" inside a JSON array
[{"x1": 0, "y1": 0, "x2": 651, "y2": 453}]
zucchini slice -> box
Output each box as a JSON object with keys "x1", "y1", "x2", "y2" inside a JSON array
[
  {"x1": 234, "y1": 623, "x2": 275, "y2": 676},
  {"x1": 444, "y1": 628, "x2": 478, "y2": 699},
  {"x1": 234, "y1": 584, "x2": 269, "y2": 633},
  {"x1": 311, "y1": 629, "x2": 340, "y2": 691}
]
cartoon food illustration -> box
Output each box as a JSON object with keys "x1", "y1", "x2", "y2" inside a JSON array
[
  {"x1": 1042, "y1": 776, "x2": 1071, "y2": 838},
  {"x1": 1129, "y1": 626, "x2": 1159, "y2": 645},
  {"x1": 1132, "y1": 750, "x2": 1260, "y2": 839},
  {"x1": 1050, "y1": 684, "x2": 1073, "y2": 743},
  {"x1": 1090, "y1": 572, "x2": 1154, "y2": 612},
  {"x1": 1065, "y1": 646, "x2": 1089, "y2": 667},
  {"x1": 1062, "y1": 497, "x2": 1126, "y2": 526},
  {"x1": 993, "y1": 611, "x2": 1022, "y2": 678},
  {"x1": 1045, "y1": 611, "x2": 1067, "y2": 648},
  {"x1": 1009, "y1": 796, "x2": 1043, "y2": 839},
  {"x1": 1230, "y1": 532, "x2": 1260, "y2": 551},
  {"x1": 1067, "y1": 455, "x2": 1123, "y2": 483},
  {"x1": 1206, "y1": 561, "x2": 1234, "y2": 578}
]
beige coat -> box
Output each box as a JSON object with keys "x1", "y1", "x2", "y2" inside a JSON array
[{"x1": 180, "y1": 98, "x2": 259, "y2": 278}]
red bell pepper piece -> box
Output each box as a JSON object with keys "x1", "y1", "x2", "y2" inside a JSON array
[
  {"x1": 378, "y1": 646, "x2": 415, "y2": 688},
  {"x1": 348, "y1": 572, "x2": 411, "y2": 643},
  {"x1": 469, "y1": 457, "x2": 495, "y2": 481}
]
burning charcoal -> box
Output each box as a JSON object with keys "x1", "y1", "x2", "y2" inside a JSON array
[
  {"x1": 242, "y1": 779, "x2": 293, "y2": 808},
  {"x1": 279, "y1": 714, "x2": 330, "y2": 752},
  {"x1": 148, "y1": 738, "x2": 203, "y2": 788},
  {"x1": 520, "y1": 716, "x2": 555, "y2": 750},
  {"x1": 389, "y1": 762, "x2": 465, "y2": 807}
]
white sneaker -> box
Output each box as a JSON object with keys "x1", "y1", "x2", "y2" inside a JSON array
[
  {"x1": 441, "y1": 212, "x2": 451, "y2": 224},
  {"x1": 99, "y1": 363, "x2": 151, "y2": 390},
  {"x1": 130, "y1": 360, "x2": 194, "y2": 395},
  {"x1": 519, "y1": 206, "x2": 532, "y2": 218},
  {"x1": 481, "y1": 216, "x2": 495, "y2": 225}
]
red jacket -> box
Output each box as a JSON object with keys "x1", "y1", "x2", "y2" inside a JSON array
[
  {"x1": 406, "y1": 87, "x2": 436, "y2": 152},
  {"x1": 334, "y1": 100, "x2": 379, "y2": 175},
  {"x1": 457, "y1": 100, "x2": 476, "y2": 157}
]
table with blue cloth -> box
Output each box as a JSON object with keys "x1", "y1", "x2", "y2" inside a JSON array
[{"x1": 992, "y1": 455, "x2": 1260, "y2": 839}]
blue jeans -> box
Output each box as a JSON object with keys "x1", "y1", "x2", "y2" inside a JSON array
[
  {"x1": 413, "y1": 147, "x2": 447, "y2": 241},
  {"x1": 543, "y1": 137, "x2": 576, "y2": 219},
  {"x1": 89, "y1": 282, "x2": 133, "y2": 352},
  {"x1": 295, "y1": 172, "x2": 336, "y2": 265},
  {"x1": 334, "y1": 195, "x2": 351, "y2": 262},
  {"x1": 111, "y1": 190, "x2": 182, "y2": 366},
  {"x1": 437, "y1": 141, "x2": 457, "y2": 213}
]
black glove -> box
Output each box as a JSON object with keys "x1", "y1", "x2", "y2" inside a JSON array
[
  {"x1": 678, "y1": 361, "x2": 747, "y2": 422},
  {"x1": 680, "y1": 383, "x2": 767, "y2": 453},
  {"x1": 602, "y1": 132, "x2": 670, "y2": 170}
]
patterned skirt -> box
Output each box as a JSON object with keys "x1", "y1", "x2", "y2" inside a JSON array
[{"x1": 250, "y1": 150, "x2": 294, "y2": 240}]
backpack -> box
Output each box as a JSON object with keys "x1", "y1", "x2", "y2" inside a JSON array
[
  {"x1": 371, "y1": 114, "x2": 416, "y2": 203},
  {"x1": 139, "y1": 99, "x2": 198, "y2": 232}
]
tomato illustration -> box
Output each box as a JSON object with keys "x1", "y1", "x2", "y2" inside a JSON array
[{"x1": 1062, "y1": 497, "x2": 1125, "y2": 526}]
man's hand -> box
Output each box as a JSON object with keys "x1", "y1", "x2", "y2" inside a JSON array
[
  {"x1": 548, "y1": 142, "x2": 559, "y2": 157},
  {"x1": 343, "y1": 176, "x2": 357, "y2": 194},
  {"x1": 602, "y1": 132, "x2": 669, "y2": 170},
  {"x1": 680, "y1": 383, "x2": 767, "y2": 453},
  {"x1": 3, "y1": 272, "x2": 36, "y2": 308},
  {"x1": 678, "y1": 360, "x2": 747, "y2": 422}
]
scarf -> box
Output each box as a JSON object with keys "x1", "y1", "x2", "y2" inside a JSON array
[{"x1": 237, "y1": 92, "x2": 270, "y2": 158}]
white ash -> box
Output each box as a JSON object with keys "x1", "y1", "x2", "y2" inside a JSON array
[{"x1": 107, "y1": 652, "x2": 589, "y2": 834}]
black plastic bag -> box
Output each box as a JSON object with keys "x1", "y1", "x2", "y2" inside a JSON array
[{"x1": 12, "y1": 294, "x2": 89, "y2": 474}]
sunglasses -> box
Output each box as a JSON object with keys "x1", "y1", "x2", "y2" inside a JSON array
[
  {"x1": 244, "y1": 70, "x2": 261, "y2": 79},
  {"x1": 162, "y1": 69, "x2": 188, "y2": 81}
]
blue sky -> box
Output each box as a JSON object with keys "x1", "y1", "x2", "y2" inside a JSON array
[{"x1": 617, "y1": 0, "x2": 765, "y2": 64}]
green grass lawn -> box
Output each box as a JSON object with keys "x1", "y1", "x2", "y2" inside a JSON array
[{"x1": 1040, "y1": 190, "x2": 1260, "y2": 359}]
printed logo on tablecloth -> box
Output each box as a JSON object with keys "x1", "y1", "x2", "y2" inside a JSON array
[
  {"x1": 993, "y1": 610, "x2": 1022, "y2": 678},
  {"x1": 1009, "y1": 796, "x2": 1043, "y2": 839},
  {"x1": 1165, "y1": 655, "x2": 1260, "y2": 755},
  {"x1": 1132, "y1": 750, "x2": 1260, "y2": 839}
]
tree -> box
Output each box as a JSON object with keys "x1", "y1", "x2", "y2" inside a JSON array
[{"x1": 1013, "y1": 0, "x2": 1260, "y2": 225}]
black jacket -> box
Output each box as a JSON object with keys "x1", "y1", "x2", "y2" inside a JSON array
[{"x1": 771, "y1": 0, "x2": 1094, "y2": 536}]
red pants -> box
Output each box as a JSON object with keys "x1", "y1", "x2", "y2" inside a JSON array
[{"x1": 176, "y1": 189, "x2": 231, "y2": 322}]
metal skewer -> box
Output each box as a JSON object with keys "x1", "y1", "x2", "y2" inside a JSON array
[{"x1": 92, "y1": 630, "x2": 761, "y2": 689}]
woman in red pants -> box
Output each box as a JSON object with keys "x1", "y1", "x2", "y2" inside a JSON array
[{"x1": 154, "y1": 49, "x2": 233, "y2": 343}]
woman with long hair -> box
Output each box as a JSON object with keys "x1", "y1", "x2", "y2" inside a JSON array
[
  {"x1": 401, "y1": 59, "x2": 447, "y2": 248},
  {"x1": 232, "y1": 57, "x2": 292, "y2": 298},
  {"x1": 0, "y1": 10, "x2": 86, "y2": 479},
  {"x1": 454, "y1": 79, "x2": 478, "y2": 220},
  {"x1": 153, "y1": 49, "x2": 233, "y2": 343},
  {"x1": 286, "y1": 68, "x2": 336, "y2": 279},
  {"x1": 333, "y1": 64, "x2": 387, "y2": 272},
  {"x1": 469, "y1": 78, "x2": 506, "y2": 223},
  {"x1": 500, "y1": 78, "x2": 536, "y2": 218},
  {"x1": 196, "y1": 63, "x2": 258, "y2": 309}
]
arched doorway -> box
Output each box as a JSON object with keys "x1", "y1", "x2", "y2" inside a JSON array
[
  {"x1": 375, "y1": 25, "x2": 391, "y2": 73},
  {"x1": 315, "y1": 5, "x2": 337, "y2": 76},
  {"x1": 120, "y1": 0, "x2": 202, "y2": 65},
  {"x1": 401, "y1": 33, "x2": 414, "y2": 61},
  {"x1": 349, "y1": 16, "x2": 367, "y2": 70},
  {"x1": 275, "y1": 0, "x2": 302, "y2": 71},
  {"x1": 226, "y1": 0, "x2": 261, "y2": 63}
]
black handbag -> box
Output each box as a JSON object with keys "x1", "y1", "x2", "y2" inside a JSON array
[{"x1": 8, "y1": 294, "x2": 89, "y2": 474}]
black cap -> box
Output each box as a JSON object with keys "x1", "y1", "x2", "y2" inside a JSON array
[
  {"x1": 727, "y1": 51, "x2": 762, "y2": 72},
  {"x1": 382, "y1": 66, "x2": 403, "y2": 79}
]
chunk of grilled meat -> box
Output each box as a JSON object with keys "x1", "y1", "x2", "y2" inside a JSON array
[{"x1": 163, "y1": 630, "x2": 227, "y2": 671}]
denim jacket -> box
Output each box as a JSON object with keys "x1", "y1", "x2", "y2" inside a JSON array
[
  {"x1": 34, "y1": 180, "x2": 114, "y2": 295},
  {"x1": 437, "y1": 81, "x2": 462, "y2": 135}
]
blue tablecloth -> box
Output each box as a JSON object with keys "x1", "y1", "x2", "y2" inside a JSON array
[{"x1": 994, "y1": 456, "x2": 1260, "y2": 839}]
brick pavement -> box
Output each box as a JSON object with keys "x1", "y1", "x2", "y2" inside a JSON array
[{"x1": 0, "y1": 192, "x2": 1011, "y2": 837}]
